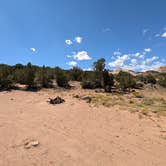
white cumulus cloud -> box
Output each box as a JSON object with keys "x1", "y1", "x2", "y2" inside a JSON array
[
  {"x1": 131, "y1": 59, "x2": 137, "y2": 65},
  {"x1": 73, "y1": 51, "x2": 92, "y2": 61},
  {"x1": 65, "y1": 39, "x2": 73, "y2": 45},
  {"x1": 75, "y1": 37, "x2": 82, "y2": 44},
  {"x1": 145, "y1": 56, "x2": 158, "y2": 64},
  {"x1": 144, "y1": 48, "x2": 152, "y2": 52},
  {"x1": 109, "y1": 49, "x2": 164, "y2": 72},
  {"x1": 83, "y1": 68, "x2": 93, "y2": 71},
  {"x1": 108, "y1": 54, "x2": 130, "y2": 68},
  {"x1": 134, "y1": 52, "x2": 140, "y2": 57},
  {"x1": 162, "y1": 32, "x2": 166, "y2": 38}
]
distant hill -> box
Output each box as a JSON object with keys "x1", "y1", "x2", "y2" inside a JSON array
[
  {"x1": 109, "y1": 66, "x2": 166, "y2": 76},
  {"x1": 110, "y1": 68, "x2": 140, "y2": 76},
  {"x1": 156, "y1": 66, "x2": 166, "y2": 73}
]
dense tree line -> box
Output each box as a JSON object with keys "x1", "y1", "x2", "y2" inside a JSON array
[{"x1": 0, "y1": 60, "x2": 165, "y2": 91}]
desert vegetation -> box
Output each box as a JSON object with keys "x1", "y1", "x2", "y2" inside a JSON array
[{"x1": 0, "y1": 59, "x2": 165, "y2": 91}]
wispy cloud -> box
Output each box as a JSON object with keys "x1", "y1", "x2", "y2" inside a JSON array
[
  {"x1": 75, "y1": 36, "x2": 83, "y2": 44},
  {"x1": 113, "y1": 51, "x2": 122, "y2": 56},
  {"x1": 142, "y1": 29, "x2": 149, "y2": 36},
  {"x1": 143, "y1": 27, "x2": 166, "y2": 40},
  {"x1": 155, "y1": 33, "x2": 161, "y2": 37},
  {"x1": 154, "y1": 28, "x2": 166, "y2": 38},
  {"x1": 66, "y1": 61, "x2": 77, "y2": 66},
  {"x1": 102, "y1": 28, "x2": 111, "y2": 33}
]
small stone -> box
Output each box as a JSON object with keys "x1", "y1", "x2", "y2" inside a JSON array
[
  {"x1": 23, "y1": 139, "x2": 40, "y2": 149},
  {"x1": 31, "y1": 141, "x2": 39, "y2": 147},
  {"x1": 24, "y1": 142, "x2": 31, "y2": 149},
  {"x1": 81, "y1": 96, "x2": 92, "y2": 103}
]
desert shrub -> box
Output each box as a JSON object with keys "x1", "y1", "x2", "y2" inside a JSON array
[
  {"x1": 129, "y1": 100, "x2": 134, "y2": 104},
  {"x1": 54, "y1": 67, "x2": 62, "y2": 75},
  {"x1": 55, "y1": 68, "x2": 69, "y2": 88},
  {"x1": 13, "y1": 69, "x2": 26, "y2": 84},
  {"x1": 102, "y1": 70, "x2": 114, "y2": 92},
  {"x1": 135, "y1": 82, "x2": 144, "y2": 89},
  {"x1": 81, "y1": 81, "x2": 93, "y2": 89},
  {"x1": 136, "y1": 75, "x2": 147, "y2": 83},
  {"x1": 136, "y1": 74, "x2": 156, "y2": 85},
  {"x1": 69, "y1": 67, "x2": 83, "y2": 81},
  {"x1": 81, "y1": 80, "x2": 101, "y2": 89},
  {"x1": 142, "y1": 98, "x2": 154, "y2": 105},
  {"x1": 0, "y1": 65, "x2": 14, "y2": 89},
  {"x1": 81, "y1": 58, "x2": 114, "y2": 90},
  {"x1": 13, "y1": 66, "x2": 32, "y2": 85},
  {"x1": 81, "y1": 71, "x2": 101, "y2": 89},
  {"x1": 145, "y1": 75, "x2": 156, "y2": 84},
  {"x1": 116, "y1": 71, "x2": 136, "y2": 91},
  {"x1": 24, "y1": 63, "x2": 36, "y2": 89},
  {"x1": 141, "y1": 109, "x2": 149, "y2": 116},
  {"x1": 158, "y1": 75, "x2": 166, "y2": 87},
  {"x1": 133, "y1": 91, "x2": 144, "y2": 98},
  {"x1": 35, "y1": 66, "x2": 53, "y2": 88},
  {"x1": 81, "y1": 70, "x2": 102, "y2": 89}
]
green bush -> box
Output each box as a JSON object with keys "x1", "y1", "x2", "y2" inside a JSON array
[
  {"x1": 81, "y1": 70, "x2": 102, "y2": 89},
  {"x1": 145, "y1": 75, "x2": 156, "y2": 84},
  {"x1": 0, "y1": 65, "x2": 14, "y2": 89},
  {"x1": 24, "y1": 63, "x2": 36, "y2": 88},
  {"x1": 81, "y1": 80, "x2": 101, "y2": 89},
  {"x1": 56, "y1": 69, "x2": 69, "y2": 88},
  {"x1": 35, "y1": 66, "x2": 53, "y2": 88},
  {"x1": 81, "y1": 58, "x2": 114, "y2": 90},
  {"x1": 135, "y1": 82, "x2": 144, "y2": 89},
  {"x1": 158, "y1": 75, "x2": 166, "y2": 88},
  {"x1": 69, "y1": 67, "x2": 83, "y2": 81},
  {"x1": 116, "y1": 71, "x2": 136, "y2": 91},
  {"x1": 136, "y1": 75, "x2": 147, "y2": 83},
  {"x1": 102, "y1": 70, "x2": 114, "y2": 92}
]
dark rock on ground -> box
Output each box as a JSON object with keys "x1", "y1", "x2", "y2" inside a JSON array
[{"x1": 48, "y1": 96, "x2": 65, "y2": 105}]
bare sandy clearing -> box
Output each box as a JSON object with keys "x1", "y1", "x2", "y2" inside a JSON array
[{"x1": 0, "y1": 89, "x2": 166, "y2": 166}]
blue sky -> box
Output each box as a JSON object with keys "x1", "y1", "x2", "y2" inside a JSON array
[{"x1": 0, "y1": 0, "x2": 166, "y2": 71}]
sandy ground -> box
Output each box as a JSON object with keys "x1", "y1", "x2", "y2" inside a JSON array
[{"x1": 0, "y1": 86, "x2": 166, "y2": 166}]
